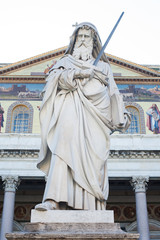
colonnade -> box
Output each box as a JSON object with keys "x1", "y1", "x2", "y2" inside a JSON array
[
  {"x1": 0, "y1": 176, "x2": 150, "y2": 240},
  {"x1": 0, "y1": 176, "x2": 20, "y2": 240},
  {"x1": 131, "y1": 176, "x2": 150, "y2": 240}
]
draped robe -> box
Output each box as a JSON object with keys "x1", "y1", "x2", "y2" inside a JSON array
[{"x1": 37, "y1": 54, "x2": 129, "y2": 210}]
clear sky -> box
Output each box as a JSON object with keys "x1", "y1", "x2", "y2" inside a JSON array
[{"x1": 0, "y1": 0, "x2": 159, "y2": 65}]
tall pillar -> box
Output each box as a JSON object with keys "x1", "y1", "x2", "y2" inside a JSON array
[
  {"x1": 0, "y1": 176, "x2": 20, "y2": 240},
  {"x1": 131, "y1": 176, "x2": 150, "y2": 240}
]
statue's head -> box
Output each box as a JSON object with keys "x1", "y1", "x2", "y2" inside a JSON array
[
  {"x1": 72, "y1": 25, "x2": 94, "y2": 61},
  {"x1": 65, "y1": 22, "x2": 109, "y2": 63}
]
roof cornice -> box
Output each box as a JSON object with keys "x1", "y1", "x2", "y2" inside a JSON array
[
  {"x1": 0, "y1": 75, "x2": 45, "y2": 83},
  {"x1": 0, "y1": 46, "x2": 160, "y2": 77},
  {"x1": 0, "y1": 47, "x2": 66, "y2": 75},
  {"x1": 0, "y1": 75, "x2": 160, "y2": 85},
  {"x1": 106, "y1": 53, "x2": 160, "y2": 77}
]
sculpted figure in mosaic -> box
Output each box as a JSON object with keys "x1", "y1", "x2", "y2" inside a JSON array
[
  {"x1": 35, "y1": 22, "x2": 131, "y2": 211},
  {"x1": 0, "y1": 103, "x2": 4, "y2": 133},
  {"x1": 146, "y1": 104, "x2": 160, "y2": 134}
]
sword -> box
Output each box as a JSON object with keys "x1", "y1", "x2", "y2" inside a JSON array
[{"x1": 93, "y1": 12, "x2": 124, "y2": 66}]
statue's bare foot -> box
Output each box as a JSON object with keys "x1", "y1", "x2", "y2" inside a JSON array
[{"x1": 35, "y1": 200, "x2": 59, "y2": 211}]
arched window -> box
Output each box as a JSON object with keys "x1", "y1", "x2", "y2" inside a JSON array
[
  {"x1": 125, "y1": 219, "x2": 160, "y2": 239},
  {"x1": 125, "y1": 106, "x2": 140, "y2": 134},
  {"x1": 11, "y1": 105, "x2": 29, "y2": 133},
  {"x1": 124, "y1": 102, "x2": 146, "y2": 134},
  {"x1": 6, "y1": 101, "x2": 33, "y2": 133}
]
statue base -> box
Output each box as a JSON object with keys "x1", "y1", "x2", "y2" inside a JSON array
[
  {"x1": 31, "y1": 209, "x2": 114, "y2": 223},
  {"x1": 6, "y1": 210, "x2": 139, "y2": 240}
]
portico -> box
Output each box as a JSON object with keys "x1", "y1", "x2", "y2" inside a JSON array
[{"x1": 0, "y1": 134, "x2": 160, "y2": 239}]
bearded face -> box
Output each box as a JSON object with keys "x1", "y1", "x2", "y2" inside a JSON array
[{"x1": 72, "y1": 28, "x2": 93, "y2": 61}]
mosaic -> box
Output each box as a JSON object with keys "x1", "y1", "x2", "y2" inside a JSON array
[
  {"x1": 0, "y1": 83, "x2": 45, "y2": 100},
  {"x1": 118, "y1": 84, "x2": 160, "y2": 102},
  {"x1": 1, "y1": 83, "x2": 160, "y2": 102}
]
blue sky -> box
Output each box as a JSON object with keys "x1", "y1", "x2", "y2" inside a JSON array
[{"x1": 0, "y1": 0, "x2": 160, "y2": 65}]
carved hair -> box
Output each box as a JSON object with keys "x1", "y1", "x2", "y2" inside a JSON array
[
  {"x1": 76, "y1": 25, "x2": 97, "y2": 47},
  {"x1": 65, "y1": 22, "x2": 109, "y2": 64}
]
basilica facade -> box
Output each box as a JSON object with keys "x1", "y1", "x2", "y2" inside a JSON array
[{"x1": 0, "y1": 47, "x2": 160, "y2": 239}]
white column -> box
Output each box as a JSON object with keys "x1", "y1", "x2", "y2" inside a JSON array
[
  {"x1": 131, "y1": 176, "x2": 150, "y2": 240},
  {"x1": 0, "y1": 176, "x2": 20, "y2": 240}
]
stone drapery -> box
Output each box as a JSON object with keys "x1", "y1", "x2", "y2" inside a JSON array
[{"x1": 37, "y1": 54, "x2": 129, "y2": 209}]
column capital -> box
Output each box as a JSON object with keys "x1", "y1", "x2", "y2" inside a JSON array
[
  {"x1": 130, "y1": 176, "x2": 149, "y2": 193},
  {"x1": 2, "y1": 175, "x2": 20, "y2": 192}
]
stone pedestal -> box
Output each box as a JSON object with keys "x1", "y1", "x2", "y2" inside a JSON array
[
  {"x1": 6, "y1": 210, "x2": 139, "y2": 240},
  {"x1": 31, "y1": 210, "x2": 114, "y2": 223}
]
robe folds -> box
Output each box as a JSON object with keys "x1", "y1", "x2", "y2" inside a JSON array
[{"x1": 37, "y1": 54, "x2": 129, "y2": 210}]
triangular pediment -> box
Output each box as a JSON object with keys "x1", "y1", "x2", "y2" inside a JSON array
[{"x1": 0, "y1": 46, "x2": 160, "y2": 80}]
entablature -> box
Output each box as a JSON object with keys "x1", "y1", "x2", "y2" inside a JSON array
[{"x1": 0, "y1": 134, "x2": 160, "y2": 178}]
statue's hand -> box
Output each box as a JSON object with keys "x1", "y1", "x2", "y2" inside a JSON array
[
  {"x1": 74, "y1": 68, "x2": 94, "y2": 80},
  {"x1": 81, "y1": 68, "x2": 94, "y2": 79},
  {"x1": 84, "y1": 63, "x2": 108, "y2": 82}
]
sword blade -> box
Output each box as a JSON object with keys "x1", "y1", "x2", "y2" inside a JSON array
[{"x1": 93, "y1": 12, "x2": 124, "y2": 66}]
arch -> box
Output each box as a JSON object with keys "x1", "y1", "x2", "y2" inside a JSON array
[
  {"x1": 0, "y1": 219, "x2": 24, "y2": 232},
  {"x1": 126, "y1": 219, "x2": 160, "y2": 239},
  {"x1": 5, "y1": 101, "x2": 33, "y2": 133},
  {"x1": 124, "y1": 102, "x2": 146, "y2": 134},
  {"x1": 126, "y1": 219, "x2": 160, "y2": 232}
]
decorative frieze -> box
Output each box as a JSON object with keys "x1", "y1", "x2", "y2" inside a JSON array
[
  {"x1": 0, "y1": 150, "x2": 39, "y2": 158},
  {"x1": 0, "y1": 202, "x2": 159, "y2": 222},
  {"x1": 109, "y1": 150, "x2": 160, "y2": 159},
  {"x1": 0, "y1": 149, "x2": 160, "y2": 159}
]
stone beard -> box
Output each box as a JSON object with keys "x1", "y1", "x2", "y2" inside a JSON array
[
  {"x1": 36, "y1": 22, "x2": 130, "y2": 211},
  {"x1": 72, "y1": 37, "x2": 93, "y2": 61}
]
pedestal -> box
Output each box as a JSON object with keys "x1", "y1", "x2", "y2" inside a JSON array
[
  {"x1": 31, "y1": 209, "x2": 114, "y2": 223},
  {"x1": 6, "y1": 210, "x2": 139, "y2": 240}
]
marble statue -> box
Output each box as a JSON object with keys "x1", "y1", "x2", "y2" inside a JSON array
[{"x1": 35, "y1": 22, "x2": 131, "y2": 211}]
